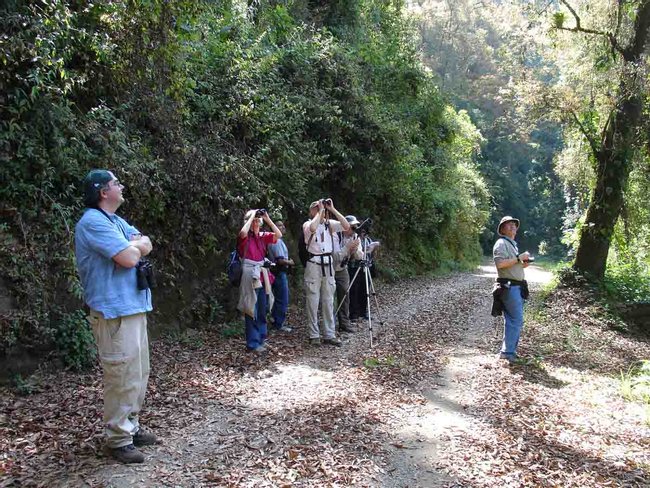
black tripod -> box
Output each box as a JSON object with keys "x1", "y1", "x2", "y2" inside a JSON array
[{"x1": 336, "y1": 240, "x2": 384, "y2": 348}]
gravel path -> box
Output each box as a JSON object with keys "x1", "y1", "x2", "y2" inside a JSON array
[
  {"x1": 380, "y1": 264, "x2": 553, "y2": 487},
  {"x1": 69, "y1": 263, "x2": 514, "y2": 487},
  {"x1": 6, "y1": 263, "x2": 650, "y2": 487}
]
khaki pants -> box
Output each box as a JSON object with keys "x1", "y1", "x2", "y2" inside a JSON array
[
  {"x1": 304, "y1": 261, "x2": 336, "y2": 340},
  {"x1": 88, "y1": 310, "x2": 150, "y2": 448}
]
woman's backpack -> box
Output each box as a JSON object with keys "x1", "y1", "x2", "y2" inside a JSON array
[{"x1": 226, "y1": 238, "x2": 250, "y2": 287}]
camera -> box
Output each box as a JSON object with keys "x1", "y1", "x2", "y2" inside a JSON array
[
  {"x1": 525, "y1": 256, "x2": 535, "y2": 263},
  {"x1": 255, "y1": 208, "x2": 267, "y2": 218},
  {"x1": 262, "y1": 258, "x2": 275, "y2": 269},
  {"x1": 136, "y1": 259, "x2": 156, "y2": 290}
]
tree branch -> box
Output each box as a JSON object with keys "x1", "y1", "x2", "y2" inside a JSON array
[
  {"x1": 569, "y1": 110, "x2": 600, "y2": 158},
  {"x1": 559, "y1": 0, "x2": 582, "y2": 29},
  {"x1": 558, "y1": 0, "x2": 625, "y2": 55}
]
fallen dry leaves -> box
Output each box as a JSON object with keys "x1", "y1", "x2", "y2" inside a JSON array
[{"x1": 1, "y1": 265, "x2": 649, "y2": 487}]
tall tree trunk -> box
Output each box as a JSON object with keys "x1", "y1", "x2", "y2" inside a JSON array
[
  {"x1": 573, "y1": 98, "x2": 640, "y2": 277},
  {"x1": 573, "y1": 1, "x2": 650, "y2": 279}
]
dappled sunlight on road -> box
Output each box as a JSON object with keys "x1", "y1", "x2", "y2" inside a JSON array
[
  {"x1": 471, "y1": 264, "x2": 497, "y2": 279},
  {"x1": 241, "y1": 363, "x2": 352, "y2": 411},
  {"x1": 525, "y1": 264, "x2": 553, "y2": 284}
]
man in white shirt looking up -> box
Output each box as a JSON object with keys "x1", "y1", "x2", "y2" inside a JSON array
[{"x1": 303, "y1": 199, "x2": 350, "y2": 346}]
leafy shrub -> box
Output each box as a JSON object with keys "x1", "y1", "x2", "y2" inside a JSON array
[
  {"x1": 11, "y1": 373, "x2": 40, "y2": 396},
  {"x1": 1, "y1": 0, "x2": 490, "y2": 364},
  {"x1": 53, "y1": 310, "x2": 96, "y2": 371},
  {"x1": 603, "y1": 257, "x2": 650, "y2": 303}
]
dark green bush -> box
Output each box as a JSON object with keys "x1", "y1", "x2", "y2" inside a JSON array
[
  {"x1": 1, "y1": 0, "x2": 490, "y2": 363},
  {"x1": 603, "y1": 258, "x2": 650, "y2": 304},
  {"x1": 53, "y1": 309, "x2": 96, "y2": 371}
]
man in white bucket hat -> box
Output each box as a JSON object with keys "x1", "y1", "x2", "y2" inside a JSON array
[{"x1": 493, "y1": 216, "x2": 532, "y2": 363}]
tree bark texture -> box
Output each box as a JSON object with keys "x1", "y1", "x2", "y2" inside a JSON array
[{"x1": 573, "y1": 1, "x2": 650, "y2": 279}]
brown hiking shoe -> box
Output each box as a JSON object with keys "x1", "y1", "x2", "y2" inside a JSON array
[
  {"x1": 106, "y1": 444, "x2": 145, "y2": 463},
  {"x1": 133, "y1": 429, "x2": 159, "y2": 447},
  {"x1": 309, "y1": 338, "x2": 321, "y2": 346},
  {"x1": 323, "y1": 337, "x2": 342, "y2": 346}
]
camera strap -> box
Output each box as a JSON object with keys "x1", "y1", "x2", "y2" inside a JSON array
[
  {"x1": 499, "y1": 237, "x2": 519, "y2": 258},
  {"x1": 316, "y1": 221, "x2": 335, "y2": 277},
  {"x1": 95, "y1": 208, "x2": 129, "y2": 241}
]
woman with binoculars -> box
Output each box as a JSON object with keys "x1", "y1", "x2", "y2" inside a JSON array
[{"x1": 237, "y1": 208, "x2": 282, "y2": 353}]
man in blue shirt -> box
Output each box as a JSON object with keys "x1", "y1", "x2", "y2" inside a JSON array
[
  {"x1": 267, "y1": 220, "x2": 293, "y2": 333},
  {"x1": 75, "y1": 169, "x2": 157, "y2": 463}
]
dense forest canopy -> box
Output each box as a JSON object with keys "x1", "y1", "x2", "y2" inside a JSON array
[
  {"x1": 412, "y1": 0, "x2": 566, "y2": 256},
  {"x1": 413, "y1": 0, "x2": 650, "y2": 287},
  {"x1": 1, "y1": 0, "x2": 649, "y2": 368}
]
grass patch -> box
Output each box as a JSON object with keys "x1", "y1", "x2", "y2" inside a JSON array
[
  {"x1": 621, "y1": 360, "x2": 650, "y2": 402},
  {"x1": 620, "y1": 360, "x2": 650, "y2": 425},
  {"x1": 364, "y1": 355, "x2": 398, "y2": 368},
  {"x1": 515, "y1": 354, "x2": 545, "y2": 367},
  {"x1": 532, "y1": 256, "x2": 568, "y2": 272}
]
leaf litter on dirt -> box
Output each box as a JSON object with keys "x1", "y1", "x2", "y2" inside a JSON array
[{"x1": 1, "y1": 266, "x2": 648, "y2": 487}]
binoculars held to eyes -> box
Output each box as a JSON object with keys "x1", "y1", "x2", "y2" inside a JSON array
[
  {"x1": 320, "y1": 198, "x2": 333, "y2": 207},
  {"x1": 255, "y1": 209, "x2": 267, "y2": 218}
]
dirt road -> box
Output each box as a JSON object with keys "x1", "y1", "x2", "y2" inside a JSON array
[{"x1": 3, "y1": 263, "x2": 649, "y2": 487}]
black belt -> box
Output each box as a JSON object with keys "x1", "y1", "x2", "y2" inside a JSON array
[
  {"x1": 308, "y1": 253, "x2": 333, "y2": 277},
  {"x1": 496, "y1": 278, "x2": 525, "y2": 286}
]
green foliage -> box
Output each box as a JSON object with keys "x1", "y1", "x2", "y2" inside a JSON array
[
  {"x1": 1, "y1": 0, "x2": 490, "y2": 362},
  {"x1": 363, "y1": 355, "x2": 398, "y2": 368},
  {"x1": 53, "y1": 310, "x2": 96, "y2": 371},
  {"x1": 620, "y1": 360, "x2": 650, "y2": 424},
  {"x1": 602, "y1": 256, "x2": 650, "y2": 303},
  {"x1": 415, "y1": 1, "x2": 566, "y2": 257},
  {"x1": 221, "y1": 321, "x2": 245, "y2": 338},
  {"x1": 0, "y1": 1, "x2": 156, "y2": 356},
  {"x1": 563, "y1": 323, "x2": 584, "y2": 353},
  {"x1": 11, "y1": 373, "x2": 39, "y2": 396},
  {"x1": 552, "y1": 12, "x2": 566, "y2": 29}
]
